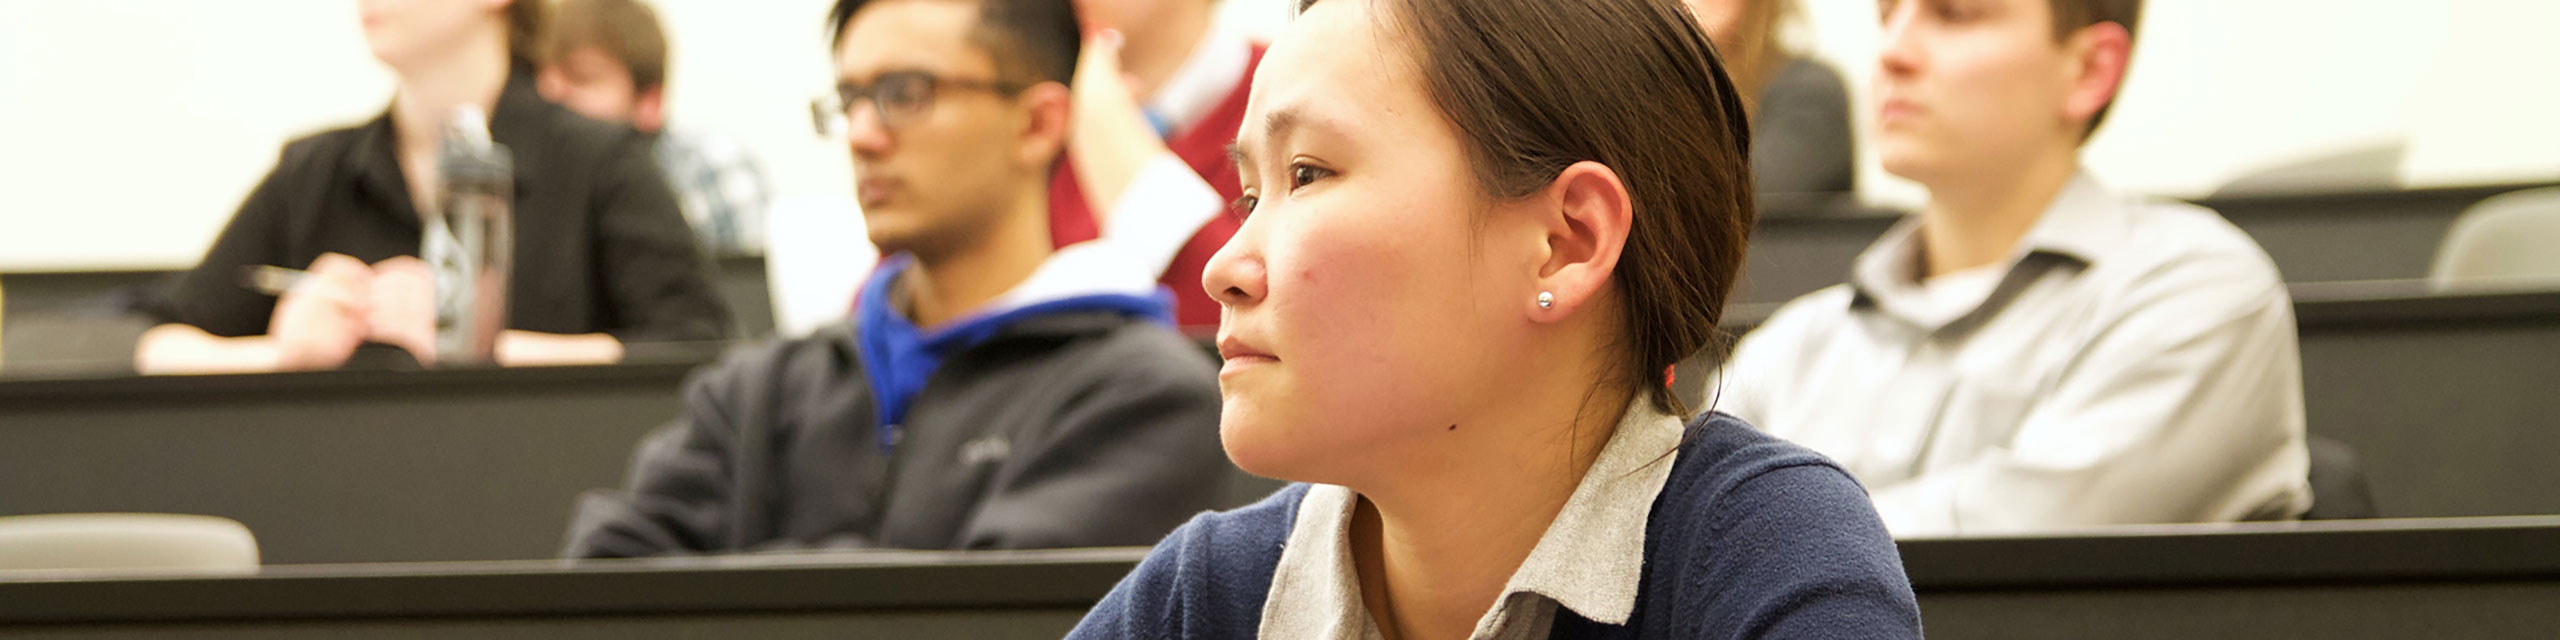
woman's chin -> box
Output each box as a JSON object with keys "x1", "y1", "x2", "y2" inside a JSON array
[{"x1": 1218, "y1": 414, "x2": 1308, "y2": 482}]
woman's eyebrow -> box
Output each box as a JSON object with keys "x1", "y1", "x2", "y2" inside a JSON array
[{"x1": 1228, "y1": 105, "x2": 1310, "y2": 175}]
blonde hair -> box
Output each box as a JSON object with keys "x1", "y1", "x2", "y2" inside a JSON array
[{"x1": 1710, "y1": 0, "x2": 1795, "y2": 117}]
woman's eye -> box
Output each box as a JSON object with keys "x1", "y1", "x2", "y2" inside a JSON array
[
  {"x1": 1228, "y1": 164, "x2": 1330, "y2": 219},
  {"x1": 1289, "y1": 164, "x2": 1333, "y2": 190}
]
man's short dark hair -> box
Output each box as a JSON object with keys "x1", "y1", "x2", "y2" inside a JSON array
[
  {"x1": 826, "y1": 0, "x2": 1082, "y2": 87},
  {"x1": 2048, "y1": 0, "x2": 2143, "y2": 138},
  {"x1": 543, "y1": 0, "x2": 672, "y2": 91},
  {"x1": 2047, "y1": 0, "x2": 2143, "y2": 40}
]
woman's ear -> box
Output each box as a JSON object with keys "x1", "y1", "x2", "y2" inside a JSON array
[{"x1": 1528, "y1": 161, "x2": 1632, "y2": 322}]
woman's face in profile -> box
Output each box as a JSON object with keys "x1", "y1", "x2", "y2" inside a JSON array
[{"x1": 1206, "y1": 0, "x2": 1552, "y2": 486}]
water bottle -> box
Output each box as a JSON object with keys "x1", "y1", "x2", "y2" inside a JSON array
[{"x1": 422, "y1": 106, "x2": 514, "y2": 366}]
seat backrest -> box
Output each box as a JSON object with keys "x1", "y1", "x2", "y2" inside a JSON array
[
  {"x1": 2430, "y1": 186, "x2": 2560, "y2": 291},
  {"x1": 0, "y1": 514, "x2": 258, "y2": 573},
  {"x1": 2210, "y1": 142, "x2": 2408, "y2": 198}
]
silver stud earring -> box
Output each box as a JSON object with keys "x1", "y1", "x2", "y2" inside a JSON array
[{"x1": 1537, "y1": 291, "x2": 1555, "y2": 309}]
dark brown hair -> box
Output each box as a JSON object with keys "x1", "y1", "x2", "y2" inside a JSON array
[
  {"x1": 1303, "y1": 0, "x2": 1755, "y2": 417},
  {"x1": 827, "y1": 0, "x2": 1083, "y2": 87},
  {"x1": 2048, "y1": 0, "x2": 2143, "y2": 138},
  {"x1": 505, "y1": 0, "x2": 546, "y2": 63},
  {"x1": 542, "y1": 0, "x2": 672, "y2": 91}
]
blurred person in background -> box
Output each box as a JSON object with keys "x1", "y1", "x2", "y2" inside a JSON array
[
  {"x1": 1686, "y1": 0, "x2": 1858, "y2": 196},
  {"x1": 134, "y1": 0, "x2": 728, "y2": 374},
  {"x1": 1047, "y1": 0, "x2": 1264, "y2": 329},
  {"x1": 1715, "y1": 0, "x2": 2311, "y2": 536},
  {"x1": 760, "y1": 0, "x2": 1244, "y2": 332},
  {"x1": 538, "y1": 0, "x2": 774, "y2": 256},
  {"x1": 562, "y1": 0, "x2": 1229, "y2": 557}
]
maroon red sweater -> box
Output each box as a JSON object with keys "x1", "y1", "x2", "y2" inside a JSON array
[{"x1": 1047, "y1": 45, "x2": 1268, "y2": 330}]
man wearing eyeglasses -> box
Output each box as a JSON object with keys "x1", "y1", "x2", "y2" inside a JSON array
[{"x1": 562, "y1": 0, "x2": 1235, "y2": 558}]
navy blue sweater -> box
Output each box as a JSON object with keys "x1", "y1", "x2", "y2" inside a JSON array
[{"x1": 1069, "y1": 413, "x2": 1923, "y2": 638}]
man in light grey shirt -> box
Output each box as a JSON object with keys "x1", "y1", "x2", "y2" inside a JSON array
[{"x1": 1714, "y1": 0, "x2": 2310, "y2": 536}]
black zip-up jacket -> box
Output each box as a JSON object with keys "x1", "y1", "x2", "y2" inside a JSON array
[{"x1": 563, "y1": 311, "x2": 1230, "y2": 557}]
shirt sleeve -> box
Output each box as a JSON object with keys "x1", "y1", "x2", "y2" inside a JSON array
[
  {"x1": 560, "y1": 362, "x2": 753, "y2": 558},
  {"x1": 590, "y1": 134, "x2": 735, "y2": 343},
  {"x1": 147, "y1": 148, "x2": 303, "y2": 337},
  {"x1": 952, "y1": 340, "x2": 1230, "y2": 550},
  {"x1": 1092, "y1": 153, "x2": 1224, "y2": 275},
  {"x1": 1002, "y1": 153, "x2": 1228, "y2": 308},
  {"x1": 1868, "y1": 254, "x2": 2310, "y2": 535}
]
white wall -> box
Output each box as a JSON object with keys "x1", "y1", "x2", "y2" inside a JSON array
[
  {"x1": 0, "y1": 0, "x2": 393, "y2": 271},
  {"x1": 2, "y1": 0, "x2": 2555, "y2": 271}
]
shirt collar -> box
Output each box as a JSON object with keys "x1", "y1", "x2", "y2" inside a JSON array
[
  {"x1": 2018, "y1": 171, "x2": 2129, "y2": 263},
  {"x1": 1144, "y1": 25, "x2": 1254, "y2": 138},
  {"x1": 1504, "y1": 397, "x2": 1686, "y2": 624},
  {"x1": 1849, "y1": 171, "x2": 2130, "y2": 327},
  {"x1": 1259, "y1": 397, "x2": 1687, "y2": 637}
]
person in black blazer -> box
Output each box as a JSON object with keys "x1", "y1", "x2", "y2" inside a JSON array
[{"x1": 136, "y1": 0, "x2": 727, "y2": 374}]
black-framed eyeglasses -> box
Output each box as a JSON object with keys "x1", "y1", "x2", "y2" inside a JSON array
[{"x1": 811, "y1": 71, "x2": 1026, "y2": 136}]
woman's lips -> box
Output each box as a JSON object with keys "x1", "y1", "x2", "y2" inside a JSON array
[{"x1": 1217, "y1": 337, "x2": 1277, "y2": 377}]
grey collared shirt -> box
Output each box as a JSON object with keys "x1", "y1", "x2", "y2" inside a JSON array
[
  {"x1": 1257, "y1": 400, "x2": 1686, "y2": 639},
  {"x1": 1714, "y1": 173, "x2": 2312, "y2": 536}
]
